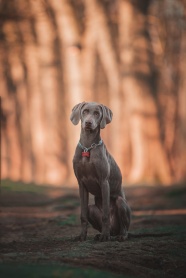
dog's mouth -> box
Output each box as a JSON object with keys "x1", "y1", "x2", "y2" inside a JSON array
[
  {"x1": 83, "y1": 123, "x2": 97, "y2": 131},
  {"x1": 85, "y1": 125, "x2": 92, "y2": 131}
]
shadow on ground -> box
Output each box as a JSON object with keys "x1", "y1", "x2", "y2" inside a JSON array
[{"x1": 0, "y1": 180, "x2": 186, "y2": 278}]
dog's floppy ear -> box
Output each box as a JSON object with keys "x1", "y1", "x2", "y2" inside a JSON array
[
  {"x1": 100, "y1": 104, "x2": 113, "y2": 129},
  {"x1": 70, "y1": 102, "x2": 86, "y2": 125}
]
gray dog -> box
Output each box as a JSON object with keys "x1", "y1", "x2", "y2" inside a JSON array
[{"x1": 70, "y1": 102, "x2": 131, "y2": 241}]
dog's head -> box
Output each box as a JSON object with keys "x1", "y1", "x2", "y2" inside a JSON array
[{"x1": 70, "y1": 102, "x2": 113, "y2": 130}]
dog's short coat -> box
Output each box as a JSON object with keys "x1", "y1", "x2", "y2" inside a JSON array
[{"x1": 70, "y1": 102, "x2": 131, "y2": 241}]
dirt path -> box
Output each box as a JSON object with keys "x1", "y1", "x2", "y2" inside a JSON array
[{"x1": 0, "y1": 181, "x2": 186, "y2": 278}]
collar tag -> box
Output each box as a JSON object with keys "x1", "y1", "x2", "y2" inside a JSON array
[
  {"x1": 82, "y1": 151, "x2": 90, "y2": 157},
  {"x1": 78, "y1": 139, "x2": 103, "y2": 158}
]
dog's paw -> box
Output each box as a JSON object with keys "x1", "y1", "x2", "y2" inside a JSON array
[
  {"x1": 94, "y1": 233, "x2": 110, "y2": 242},
  {"x1": 100, "y1": 234, "x2": 110, "y2": 242},
  {"x1": 74, "y1": 233, "x2": 87, "y2": 242},
  {"x1": 94, "y1": 234, "x2": 101, "y2": 241},
  {"x1": 116, "y1": 233, "x2": 128, "y2": 242}
]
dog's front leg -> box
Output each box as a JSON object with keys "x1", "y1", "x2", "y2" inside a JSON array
[
  {"x1": 78, "y1": 183, "x2": 89, "y2": 241},
  {"x1": 100, "y1": 180, "x2": 110, "y2": 241}
]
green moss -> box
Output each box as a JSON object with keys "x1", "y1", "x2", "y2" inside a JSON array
[
  {"x1": 0, "y1": 264, "x2": 128, "y2": 278},
  {"x1": 1, "y1": 179, "x2": 48, "y2": 194},
  {"x1": 58, "y1": 215, "x2": 78, "y2": 226},
  {"x1": 133, "y1": 225, "x2": 186, "y2": 235},
  {"x1": 166, "y1": 187, "x2": 186, "y2": 198}
]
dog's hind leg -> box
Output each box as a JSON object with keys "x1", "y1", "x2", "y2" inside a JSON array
[
  {"x1": 88, "y1": 204, "x2": 102, "y2": 234},
  {"x1": 115, "y1": 196, "x2": 131, "y2": 241}
]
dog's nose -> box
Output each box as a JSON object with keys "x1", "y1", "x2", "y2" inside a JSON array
[{"x1": 85, "y1": 121, "x2": 92, "y2": 126}]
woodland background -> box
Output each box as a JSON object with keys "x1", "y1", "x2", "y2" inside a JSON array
[{"x1": 1, "y1": 0, "x2": 186, "y2": 187}]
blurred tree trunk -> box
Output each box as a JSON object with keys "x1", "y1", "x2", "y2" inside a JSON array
[
  {"x1": 1, "y1": 96, "x2": 22, "y2": 181},
  {"x1": 176, "y1": 2, "x2": 186, "y2": 180},
  {"x1": 119, "y1": 0, "x2": 172, "y2": 184},
  {"x1": 11, "y1": 0, "x2": 45, "y2": 185},
  {"x1": 84, "y1": 0, "x2": 122, "y2": 165},
  {"x1": 7, "y1": 56, "x2": 32, "y2": 183},
  {"x1": 16, "y1": 1, "x2": 46, "y2": 185},
  {"x1": 149, "y1": 0, "x2": 186, "y2": 182},
  {"x1": 30, "y1": 0, "x2": 66, "y2": 185},
  {"x1": 81, "y1": 2, "x2": 96, "y2": 102},
  {"x1": 49, "y1": 0, "x2": 83, "y2": 185},
  {"x1": 6, "y1": 21, "x2": 33, "y2": 183},
  {"x1": 0, "y1": 81, "x2": 9, "y2": 180},
  {"x1": 0, "y1": 109, "x2": 8, "y2": 179},
  {"x1": 156, "y1": 0, "x2": 182, "y2": 178},
  {"x1": 0, "y1": 23, "x2": 22, "y2": 181}
]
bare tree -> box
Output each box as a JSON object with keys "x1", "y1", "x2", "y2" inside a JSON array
[
  {"x1": 119, "y1": 0, "x2": 172, "y2": 184},
  {"x1": 49, "y1": 0, "x2": 83, "y2": 185}
]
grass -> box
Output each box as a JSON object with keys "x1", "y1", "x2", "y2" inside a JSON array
[
  {"x1": 1, "y1": 179, "x2": 49, "y2": 194},
  {"x1": 57, "y1": 214, "x2": 78, "y2": 226},
  {"x1": 0, "y1": 179, "x2": 79, "y2": 208},
  {"x1": 133, "y1": 224, "x2": 186, "y2": 235},
  {"x1": 0, "y1": 264, "x2": 129, "y2": 278},
  {"x1": 166, "y1": 187, "x2": 186, "y2": 198}
]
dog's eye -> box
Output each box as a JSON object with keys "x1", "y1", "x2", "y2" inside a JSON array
[
  {"x1": 94, "y1": 112, "x2": 99, "y2": 116},
  {"x1": 83, "y1": 110, "x2": 88, "y2": 114}
]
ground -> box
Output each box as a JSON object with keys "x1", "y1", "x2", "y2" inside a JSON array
[{"x1": 0, "y1": 180, "x2": 186, "y2": 278}]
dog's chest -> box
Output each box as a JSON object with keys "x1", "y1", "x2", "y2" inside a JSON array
[{"x1": 76, "y1": 161, "x2": 101, "y2": 196}]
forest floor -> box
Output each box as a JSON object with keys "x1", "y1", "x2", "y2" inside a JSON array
[{"x1": 0, "y1": 180, "x2": 186, "y2": 278}]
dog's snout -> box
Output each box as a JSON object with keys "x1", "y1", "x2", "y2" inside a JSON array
[{"x1": 85, "y1": 120, "x2": 92, "y2": 126}]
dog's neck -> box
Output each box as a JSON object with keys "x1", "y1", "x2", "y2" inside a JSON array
[{"x1": 80, "y1": 126, "x2": 101, "y2": 148}]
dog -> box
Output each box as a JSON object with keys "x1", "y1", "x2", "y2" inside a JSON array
[{"x1": 70, "y1": 102, "x2": 131, "y2": 241}]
